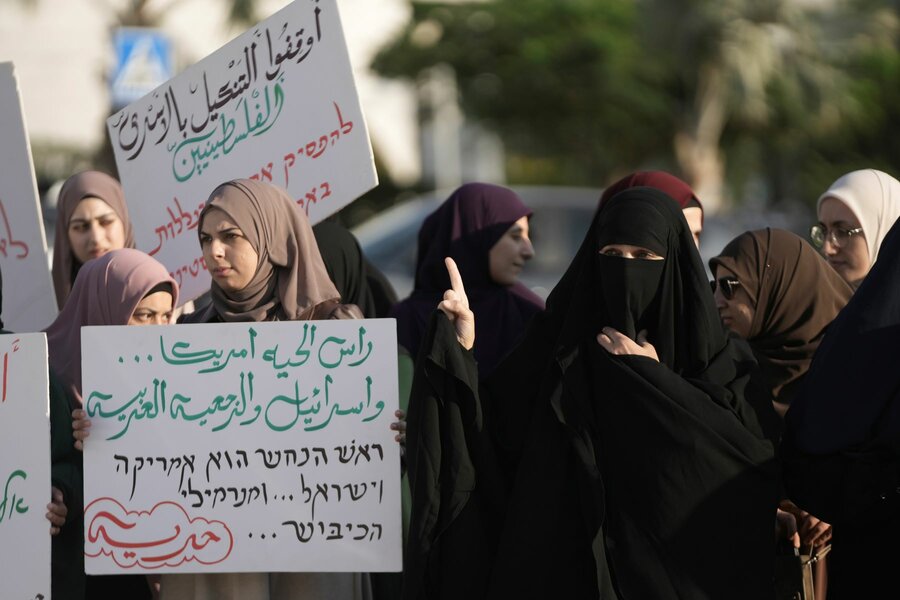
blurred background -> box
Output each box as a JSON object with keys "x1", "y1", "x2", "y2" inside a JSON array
[{"x1": 3, "y1": 0, "x2": 899, "y2": 293}]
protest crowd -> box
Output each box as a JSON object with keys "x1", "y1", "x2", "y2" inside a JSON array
[{"x1": 1, "y1": 3, "x2": 899, "y2": 600}]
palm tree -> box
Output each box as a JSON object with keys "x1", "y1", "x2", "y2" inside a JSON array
[{"x1": 642, "y1": 0, "x2": 897, "y2": 209}]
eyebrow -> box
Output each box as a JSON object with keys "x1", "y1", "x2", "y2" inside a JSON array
[
  {"x1": 819, "y1": 220, "x2": 855, "y2": 229},
  {"x1": 69, "y1": 212, "x2": 116, "y2": 224}
]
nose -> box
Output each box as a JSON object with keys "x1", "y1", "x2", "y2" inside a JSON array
[
  {"x1": 521, "y1": 237, "x2": 535, "y2": 260},
  {"x1": 209, "y1": 238, "x2": 226, "y2": 258},
  {"x1": 713, "y1": 287, "x2": 728, "y2": 309},
  {"x1": 822, "y1": 237, "x2": 839, "y2": 256},
  {"x1": 88, "y1": 222, "x2": 104, "y2": 245}
]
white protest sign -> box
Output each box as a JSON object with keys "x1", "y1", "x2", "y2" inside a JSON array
[
  {"x1": 107, "y1": 0, "x2": 378, "y2": 304},
  {"x1": 82, "y1": 320, "x2": 400, "y2": 574},
  {"x1": 0, "y1": 333, "x2": 50, "y2": 598},
  {"x1": 0, "y1": 63, "x2": 58, "y2": 332}
]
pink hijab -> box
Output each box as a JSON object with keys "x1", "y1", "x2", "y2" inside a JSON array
[
  {"x1": 45, "y1": 248, "x2": 178, "y2": 404},
  {"x1": 52, "y1": 171, "x2": 136, "y2": 309}
]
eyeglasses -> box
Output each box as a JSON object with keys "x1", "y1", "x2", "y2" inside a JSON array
[
  {"x1": 810, "y1": 224, "x2": 864, "y2": 249},
  {"x1": 710, "y1": 277, "x2": 742, "y2": 300}
]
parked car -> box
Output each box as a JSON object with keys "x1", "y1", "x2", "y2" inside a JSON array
[{"x1": 352, "y1": 185, "x2": 812, "y2": 301}]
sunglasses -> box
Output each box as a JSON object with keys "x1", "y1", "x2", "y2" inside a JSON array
[{"x1": 710, "y1": 277, "x2": 741, "y2": 300}]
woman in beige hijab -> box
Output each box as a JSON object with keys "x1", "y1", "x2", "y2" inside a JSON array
[
  {"x1": 52, "y1": 171, "x2": 135, "y2": 309},
  {"x1": 166, "y1": 180, "x2": 370, "y2": 600}
]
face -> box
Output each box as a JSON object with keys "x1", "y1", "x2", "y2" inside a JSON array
[
  {"x1": 599, "y1": 244, "x2": 664, "y2": 260},
  {"x1": 67, "y1": 198, "x2": 127, "y2": 264},
  {"x1": 488, "y1": 216, "x2": 535, "y2": 285},
  {"x1": 682, "y1": 207, "x2": 702, "y2": 249},
  {"x1": 127, "y1": 291, "x2": 174, "y2": 326},
  {"x1": 199, "y1": 208, "x2": 259, "y2": 293},
  {"x1": 712, "y1": 266, "x2": 755, "y2": 339},
  {"x1": 817, "y1": 196, "x2": 870, "y2": 286}
]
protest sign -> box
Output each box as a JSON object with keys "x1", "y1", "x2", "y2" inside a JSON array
[
  {"x1": 0, "y1": 333, "x2": 51, "y2": 598},
  {"x1": 107, "y1": 0, "x2": 378, "y2": 303},
  {"x1": 82, "y1": 319, "x2": 400, "y2": 574},
  {"x1": 0, "y1": 63, "x2": 58, "y2": 332}
]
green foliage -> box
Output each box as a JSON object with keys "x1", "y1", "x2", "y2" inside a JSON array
[{"x1": 373, "y1": 0, "x2": 676, "y2": 186}]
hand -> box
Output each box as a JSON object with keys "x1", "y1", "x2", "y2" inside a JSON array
[
  {"x1": 779, "y1": 499, "x2": 832, "y2": 548},
  {"x1": 797, "y1": 510, "x2": 832, "y2": 548},
  {"x1": 391, "y1": 409, "x2": 407, "y2": 446},
  {"x1": 775, "y1": 508, "x2": 800, "y2": 549},
  {"x1": 596, "y1": 328, "x2": 659, "y2": 361},
  {"x1": 72, "y1": 408, "x2": 91, "y2": 451},
  {"x1": 437, "y1": 257, "x2": 475, "y2": 350},
  {"x1": 46, "y1": 486, "x2": 67, "y2": 535}
]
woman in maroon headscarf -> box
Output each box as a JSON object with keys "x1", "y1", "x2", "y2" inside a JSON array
[
  {"x1": 52, "y1": 171, "x2": 136, "y2": 309},
  {"x1": 390, "y1": 183, "x2": 544, "y2": 377},
  {"x1": 600, "y1": 171, "x2": 704, "y2": 247},
  {"x1": 45, "y1": 248, "x2": 178, "y2": 600}
]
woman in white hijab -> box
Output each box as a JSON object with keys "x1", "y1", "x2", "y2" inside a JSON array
[{"x1": 812, "y1": 169, "x2": 900, "y2": 288}]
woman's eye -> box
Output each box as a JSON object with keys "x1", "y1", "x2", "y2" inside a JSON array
[
  {"x1": 99, "y1": 218, "x2": 116, "y2": 228},
  {"x1": 602, "y1": 249, "x2": 621, "y2": 256}
]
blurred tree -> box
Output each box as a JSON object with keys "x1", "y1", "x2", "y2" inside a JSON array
[
  {"x1": 373, "y1": 0, "x2": 676, "y2": 188},
  {"x1": 644, "y1": 0, "x2": 897, "y2": 209},
  {"x1": 374, "y1": 0, "x2": 897, "y2": 211}
]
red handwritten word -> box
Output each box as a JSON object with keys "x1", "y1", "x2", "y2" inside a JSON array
[
  {"x1": 84, "y1": 497, "x2": 234, "y2": 568},
  {"x1": 296, "y1": 181, "x2": 332, "y2": 216},
  {"x1": 279, "y1": 101, "x2": 353, "y2": 188},
  {"x1": 0, "y1": 199, "x2": 29, "y2": 260},
  {"x1": 2, "y1": 338, "x2": 20, "y2": 403},
  {"x1": 169, "y1": 257, "x2": 209, "y2": 287},
  {"x1": 149, "y1": 197, "x2": 206, "y2": 257}
]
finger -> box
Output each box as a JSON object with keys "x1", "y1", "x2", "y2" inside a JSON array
[
  {"x1": 394, "y1": 409, "x2": 406, "y2": 419},
  {"x1": 75, "y1": 439, "x2": 84, "y2": 452},
  {"x1": 596, "y1": 332, "x2": 613, "y2": 350},
  {"x1": 72, "y1": 418, "x2": 91, "y2": 431},
  {"x1": 50, "y1": 525, "x2": 60, "y2": 536},
  {"x1": 444, "y1": 257, "x2": 468, "y2": 304},
  {"x1": 791, "y1": 532, "x2": 800, "y2": 549},
  {"x1": 602, "y1": 327, "x2": 633, "y2": 344},
  {"x1": 71, "y1": 408, "x2": 86, "y2": 420},
  {"x1": 51, "y1": 487, "x2": 63, "y2": 503}
]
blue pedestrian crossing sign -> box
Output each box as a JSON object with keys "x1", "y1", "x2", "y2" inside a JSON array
[{"x1": 111, "y1": 28, "x2": 173, "y2": 108}]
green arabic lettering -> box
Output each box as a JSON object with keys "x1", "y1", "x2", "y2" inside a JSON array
[
  {"x1": 361, "y1": 376, "x2": 385, "y2": 423},
  {"x1": 347, "y1": 326, "x2": 374, "y2": 367},
  {"x1": 159, "y1": 336, "x2": 221, "y2": 366},
  {"x1": 0, "y1": 469, "x2": 28, "y2": 524}
]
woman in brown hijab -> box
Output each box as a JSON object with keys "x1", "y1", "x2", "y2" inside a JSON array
[
  {"x1": 52, "y1": 171, "x2": 135, "y2": 309},
  {"x1": 167, "y1": 179, "x2": 369, "y2": 600},
  {"x1": 709, "y1": 228, "x2": 852, "y2": 600}
]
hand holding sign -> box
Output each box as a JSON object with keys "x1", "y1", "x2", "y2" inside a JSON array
[{"x1": 438, "y1": 257, "x2": 475, "y2": 351}]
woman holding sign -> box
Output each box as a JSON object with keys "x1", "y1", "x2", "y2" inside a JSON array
[
  {"x1": 168, "y1": 179, "x2": 371, "y2": 600},
  {"x1": 51, "y1": 171, "x2": 136, "y2": 309},
  {"x1": 403, "y1": 187, "x2": 778, "y2": 599},
  {"x1": 46, "y1": 248, "x2": 178, "y2": 600}
]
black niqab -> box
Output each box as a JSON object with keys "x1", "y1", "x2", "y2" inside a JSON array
[{"x1": 404, "y1": 187, "x2": 777, "y2": 600}]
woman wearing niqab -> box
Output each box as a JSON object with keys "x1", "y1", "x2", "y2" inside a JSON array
[
  {"x1": 390, "y1": 183, "x2": 544, "y2": 377},
  {"x1": 403, "y1": 188, "x2": 777, "y2": 599},
  {"x1": 782, "y1": 215, "x2": 900, "y2": 599}
]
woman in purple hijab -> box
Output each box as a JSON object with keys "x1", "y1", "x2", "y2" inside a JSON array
[{"x1": 390, "y1": 183, "x2": 544, "y2": 377}]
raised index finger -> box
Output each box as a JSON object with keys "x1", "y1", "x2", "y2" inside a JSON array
[{"x1": 444, "y1": 257, "x2": 468, "y2": 301}]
